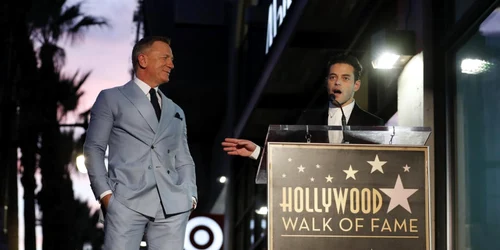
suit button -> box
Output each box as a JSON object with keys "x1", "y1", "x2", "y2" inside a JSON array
[
  {"x1": 156, "y1": 166, "x2": 160, "y2": 169},
  {"x1": 151, "y1": 145, "x2": 155, "y2": 149},
  {"x1": 148, "y1": 166, "x2": 152, "y2": 169},
  {"x1": 168, "y1": 149, "x2": 170, "y2": 153},
  {"x1": 167, "y1": 170, "x2": 170, "y2": 174}
]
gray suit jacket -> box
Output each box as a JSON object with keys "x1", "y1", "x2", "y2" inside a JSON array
[{"x1": 84, "y1": 81, "x2": 197, "y2": 217}]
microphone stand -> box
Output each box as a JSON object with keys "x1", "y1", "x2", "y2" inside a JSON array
[{"x1": 329, "y1": 94, "x2": 349, "y2": 143}]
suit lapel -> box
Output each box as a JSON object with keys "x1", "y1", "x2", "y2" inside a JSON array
[
  {"x1": 120, "y1": 81, "x2": 158, "y2": 133},
  {"x1": 298, "y1": 106, "x2": 328, "y2": 125},
  {"x1": 348, "y1": 103, "x2": 362, "y2": 126},
  {"x1": 157, "y1": 90, "x2": 176, "y2": 134},
  {"x1": 320, "y1": 106, "x2": 328, "y2": 125}
]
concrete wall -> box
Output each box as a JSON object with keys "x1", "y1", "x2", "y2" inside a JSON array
[{"x1": 397, "y1": 52, "x2": 424, "y2": 126}]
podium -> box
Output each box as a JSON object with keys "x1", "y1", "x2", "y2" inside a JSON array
[{"x1": 256, "y1": 125, "x2": 432, "y2": 250}]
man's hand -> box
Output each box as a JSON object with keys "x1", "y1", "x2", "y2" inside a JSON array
[
  {"x1": 192, "y1": 198, "x2": 197, "y2": 210},
  {"x1": 101, "y1": 194, "x2": 112, "y2": 210},
  {"x1": 221, "y1": 138, "x2": 256, "y2": 157}
]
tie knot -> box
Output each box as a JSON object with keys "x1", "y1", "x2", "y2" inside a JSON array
[{"x1": 149, "y1": 88, "x2": 157, "y2": 95}]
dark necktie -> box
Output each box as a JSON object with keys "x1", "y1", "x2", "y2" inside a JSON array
[{"x1": 149, "y1": 88, "x2": 161, "y2": 121}]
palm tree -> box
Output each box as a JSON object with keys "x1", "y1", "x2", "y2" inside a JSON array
[
  {"x1": 35, "y1": 70, "x2": 97, "y2": 250},
  {"x1": 28, "y1": 0, "x2": 107, "y2": 123},
  {"x1": 3, "y1": 1, "x2": 38, "y2": 249},
  {"x1": 23, "y1": 1, "x2": 107, "y2": 249}
]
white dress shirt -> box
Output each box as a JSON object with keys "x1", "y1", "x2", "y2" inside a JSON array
[
  {"x1": 327, "y1": 100, "x2": 355, "y2": 144},
  {"x1": 134, "y1": 76, "x2": 162, "y2": 107}
]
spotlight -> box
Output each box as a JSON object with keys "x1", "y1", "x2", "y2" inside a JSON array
[
  {"x1": 372, "y1": 52, "x2": 400, "y2": 69},
  {"x1": 218, "y1": 176, "x2": 227, "y2": 183},
  {"x1": 371, "y1": 29, "x2": 415, "y2": 69}
]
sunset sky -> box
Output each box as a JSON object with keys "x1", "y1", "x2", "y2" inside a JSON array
[
  {"x1": 18, "y1": 2, "x2": 138, "y2": 249},
  {"x1": 62, "y1": 0, "x2": 141, "y2": 205},
  {"x1": 60, "y1": 0, "x2": 137, "y2": 124}
]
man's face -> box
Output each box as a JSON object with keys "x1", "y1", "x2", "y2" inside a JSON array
[
  {"x1": 140, "y1": 41, "x2": 175, "y2": 87},
  {"x1": 326, "y1": 63, "x2": 360, "y2": 106}
]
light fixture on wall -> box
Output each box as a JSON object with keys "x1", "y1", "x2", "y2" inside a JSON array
[
  {"x1": 371, "y1": 29, "x2": 416, "y2": 69},
  {"x1": 461, "y1": 58, "x2": 492, "y2": 74}
]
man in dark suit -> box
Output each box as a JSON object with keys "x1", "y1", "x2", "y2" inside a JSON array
[
  {"x1": 84, "y1": 36, "x2": 197, "y2": 250},
  {"x1": 222, "y1": 53, "x2": 384, "y2": 158}
]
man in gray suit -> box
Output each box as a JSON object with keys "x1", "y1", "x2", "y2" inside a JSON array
[{"x1": 84, "y1": 36, "x2": 197, "y2": 250}]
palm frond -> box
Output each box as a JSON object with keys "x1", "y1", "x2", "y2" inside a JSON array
[
  {"x1": 58, "y1": 2, "x2": 83, "y2": 28},
  {"x1": 67, "y1": 16, "x2": 109, "y2": 45},
  {"x1": 75, "y1": 71, "x2": 92, "y2": 91},
  {"x1": 28, "y1": 0, "x2": 66, "y2": 44},
  {"x1": 56, "y1": 2, "x2": 84, "y2": 39},
  {"x1": 38, "y1": 43, "x2": 66, "y2": 70},
  {"x1": 57, "y1": 70, "x2": 91, "y2": 114}
]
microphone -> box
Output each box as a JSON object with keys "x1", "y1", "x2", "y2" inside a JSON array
[
  {"x1": 328, "y1": 94, "x2": 348, "y2": 143},
  {"x1": 329, "y1": 94, "x2": 347, "y2": 127}
]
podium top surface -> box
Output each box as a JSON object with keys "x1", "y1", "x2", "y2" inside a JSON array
[
  {"x1": 255, "y1": 125, "x2": 431, "y2": 184},
  {"x1": 265, "y1": 125, "x2": 431, "y2": 144}
]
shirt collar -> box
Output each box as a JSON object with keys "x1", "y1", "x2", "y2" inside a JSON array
[
  {"x1": 329, "y1": 99, "x2": 355, "y2": 111},
  {"x1": 133, "y1": 76, "x2": 158, "y2": 95},
  {"x1": 329, "y1": 99, "x2": 356, "y2": 121},
  {"x1": 341, "y1": 100, "x2": 355, "y2": 115}
]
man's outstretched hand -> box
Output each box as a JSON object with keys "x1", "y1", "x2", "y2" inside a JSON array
[{"x1": 222, "y1": 138, "x2": 256, "y2": 157}]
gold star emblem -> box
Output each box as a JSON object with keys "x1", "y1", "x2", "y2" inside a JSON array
[
  {"x1": 367, "y1": 154, "x2": 387, "y2": 174},
  {"x1": 325, "y1": 175, "x2": 333, "y2": 183},
  {"x1": 403, "y1": 164, "x2": 411, "y2": 172},
  {"x1": 343, "y1": 165, "x2": 358, "y2": 180},
  {"x1": 298, "y1": 165, "x2": 305, "y2": 172}
]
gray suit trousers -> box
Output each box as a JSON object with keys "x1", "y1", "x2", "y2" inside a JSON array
[{"x1": 103, "y1": 195, "x2": 190, "y2": 250}]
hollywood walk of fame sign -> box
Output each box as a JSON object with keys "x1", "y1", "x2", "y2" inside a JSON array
[{"x1": 267, "y1": 143, "x2": 430, "y2": 250}]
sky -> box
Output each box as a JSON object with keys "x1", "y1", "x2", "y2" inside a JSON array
[
  {"x1": 60, "y1": 0, "x2": 137, "y2": 124},
  {"x1": 61, "y1": 0, "x2": 138, "y2": 204},
  {"x1": 18, "y1": 1, "x2": 137, "y2": 249}
]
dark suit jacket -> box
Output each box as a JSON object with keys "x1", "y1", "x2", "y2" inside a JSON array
[
  {"x1": 297, "y1": 102, "x2": 384, "y2": 126},
  {"x1": 293, "y1": 102, "x2": 385, "y2": 143}
]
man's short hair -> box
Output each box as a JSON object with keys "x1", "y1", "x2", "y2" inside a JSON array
[
  {"x1": 326, "y1": 53, "x2": 363, "y2": 81},
  {"x1": 132, "y1": 36, "x2": 171, "y2": 72}
]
